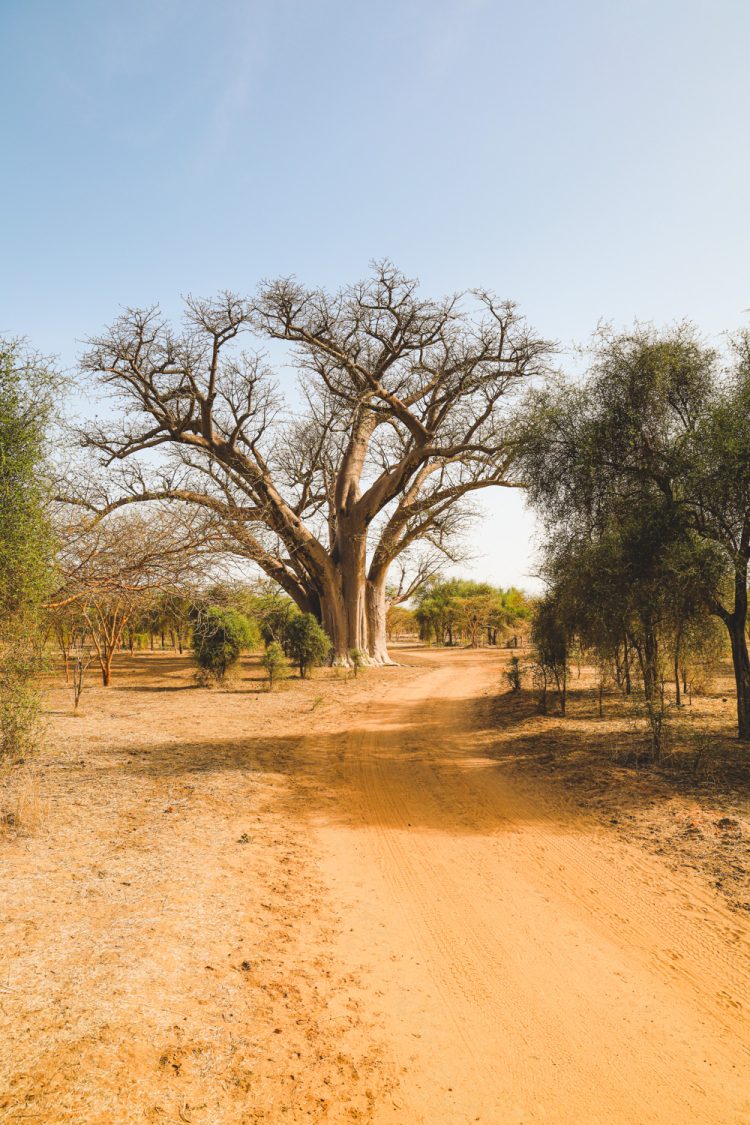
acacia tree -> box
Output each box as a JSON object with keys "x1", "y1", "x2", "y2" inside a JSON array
[
  {"x1": 517, "y1": 324, "x2": 750, "y2": 740},
  {"x1": 51, "y1": 509, "x2": 210, "y2": 685},
  {"x1": 531, "y1": 593, "x2": 569, "y2": 716},
  {"x1": 76, "y1": 264, "x2": 551, "y2": 664},
  {"x1": 683, "y1": 335, "x2": 750, "y2": 736},
  {"x1": 540, "y1": 504, "x2": 721, "y2": 755}
]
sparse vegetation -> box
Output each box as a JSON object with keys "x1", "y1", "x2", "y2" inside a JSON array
[
  {"x1": 261, "y1": 641, "x2": 290, "y2": 690},
  {"x1": 517, "y1": 324, "x2": 750, "y2": 754},
  {"x1": 505, "y1": 655, "x2": 524, "y2": 693}
]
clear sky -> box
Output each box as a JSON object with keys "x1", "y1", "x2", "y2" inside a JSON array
[{"x1": 2, "y1": 0, "x2": 749, "y2": 590}]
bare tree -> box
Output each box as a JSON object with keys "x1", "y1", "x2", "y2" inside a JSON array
[
  {"x1": 46, "y1": 603, "x2": 82, "y2": 683},
  {"x1": 77, "y1": 264, "x2": 551, "y2": 664},
  {"x1": 50, "y1": 509, "x2": 210, "y2": 685},
  {"x1": 70, "y1": 627, "x2": 93, "y2": 711}
]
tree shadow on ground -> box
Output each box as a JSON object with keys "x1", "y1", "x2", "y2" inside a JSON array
[
  {"x1": 488, "y1": 682, "x2": 750, "y2": 795},
  {"x1": 84, "y1": 666, "x2": 750, "y2": 839}
]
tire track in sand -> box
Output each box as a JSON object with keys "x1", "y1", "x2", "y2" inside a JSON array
[{"x1": 313, "y1": 652, "x2": 750, "y2": 1124}]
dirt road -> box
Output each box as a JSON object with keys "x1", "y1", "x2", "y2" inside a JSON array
[
  {"x1": 1, "y1": 648, "x2": 750, "y2": 1122},
  {"x1": 311, "y1": 649, "x2": 750, "y2": 1123}
]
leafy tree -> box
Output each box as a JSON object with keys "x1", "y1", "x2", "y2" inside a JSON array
[
  {"x1": 517, "y1": 324, "x2": 750, "y2": 740},
  {"x1": 46, "y1": 601, "x2": 85, "y2": 683},
  {"x1": 191, "y1": 606, "x2": 258, "y2": 683},
  {"x1": 253, "y1": 588, "x2": 301, "y2": 652},
  {"x1": 0, "y1": 340, "x2": 56, "y2": 757},
  {"x1": 531, "y1": 594, "x2": 569, "y2": 715},
  {"x1": 538, "y1": 502, "x2": 721, "y2": 754},
  {"x1": 456, "y1": 592, "x2": 495, "y2": 648},
  {"x1": 414, "y1": 584, "x2": 460, "y2": 645},
  {"x1": 385, "y1": 604, "x2": 417, "y2": 640},
  {"x1": 287, "y1": 613, "x2": 331, "y2": 678},
  {"x1": 683, "y1": 333, "x2": 750, "y2": 737},
  {"x1": 261, "y1": 642, "x2": 290, "y2": 690},
  {"x1": 495, "y1": 587, "x2": 532, "y2": 646}
]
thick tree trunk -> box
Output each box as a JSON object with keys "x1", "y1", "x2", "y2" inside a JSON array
[
  {"x1": 727, "y1": 615, "x2": 750, "y2": 741},
  {"x1": 365, "y1": 577, "x2": 393, "y2": 665},
  {"x1": 713, "y1": 570, "x2": 750, "y2": 742},
  {"x1": 310, "y1": 527, "x2": 395, "y2": 665},
  {"x1": 321, "y1": 520, "x2": 368, "y2": 663}
]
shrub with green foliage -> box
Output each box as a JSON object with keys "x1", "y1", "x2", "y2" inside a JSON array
[
  {"x1": 261, "y1": 641, "x2": 290, "y2": 690},
  {"x1": 531, "y1": 595, "x2": 569, "y2": 715},
  {"x1": 504, "y1": 655, "x2": 523, "y2": 693},
  {"x1": 191, "y1": 606, "x2": 258, "y2": 683},
  {"x1": 0, "y1": 340, "x2": 56, "y2": 757},
  {"x1": 349, "y1": 648, "x2": 365, "y2": 677},
  {"x1": 287, "y1": 613, "x2": 331, "y2": 678}
]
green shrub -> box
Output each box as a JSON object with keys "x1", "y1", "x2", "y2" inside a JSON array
[
  {"x1": 287, "y1": 613, "x2": 331, "y2": 678},
  {"x1": 349, "y1": 648, "x2": 365, "y2": 677},
  {"x1": 0, "y1": 638, "x2": 42, "y2": 757},
  {"x1": 191, "y1": 606, "x2": 258, "y2": 683},
  {"x1": 261, "y1": 642, "x2": 290, "y2": 690},
  {"x1": 504, "y1": 655, "x2": 523, "y2": 693},
  {"x1": 0, "y1": 341, "x2": 56, "y2": 759}
]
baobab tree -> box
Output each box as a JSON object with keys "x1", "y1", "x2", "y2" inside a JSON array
[{"x1": 78, "y1": 264, "x2": 551, "y2": 664}]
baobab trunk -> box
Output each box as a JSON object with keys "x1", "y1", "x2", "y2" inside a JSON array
[
  {"x1": 314, "y1": 546, "x2": 394, "y2": 666},
  {"x1": 317, "y1": 572, "x2": 393, "y2": 665},
  {"x1": 365, "y1": 577, "x2": 392, "y2": 665}
]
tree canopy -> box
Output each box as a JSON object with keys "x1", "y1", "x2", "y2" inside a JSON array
[{"x1": 517, "y1": 324, "x2": 750, "y2": 740}]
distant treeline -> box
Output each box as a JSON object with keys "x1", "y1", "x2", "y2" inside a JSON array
[{"x1": 410, "y1": 579, "x2": 531, "y2": 648}]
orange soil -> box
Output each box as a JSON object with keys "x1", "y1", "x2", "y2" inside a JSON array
[{"x1": 1, "y1": 647, "x2": 749, "y2": 1123}]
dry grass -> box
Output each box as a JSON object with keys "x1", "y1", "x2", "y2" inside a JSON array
[
  {"x1": 488, "y1": 656, "x2": 750, "y2": 912},
  {"x1": 0, "y1": 763, "x2": 45, "y2": 837},
  {"x1": 1, "y1": 646, "x2": 749, "y2": 1122},
  {"x1": 0, "y1": 649, "x2": 405, "y2": 1123}
]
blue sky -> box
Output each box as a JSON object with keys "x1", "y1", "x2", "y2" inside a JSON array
[{"x1": 2, "y1": 0, "x2": 749, "y2": 588}]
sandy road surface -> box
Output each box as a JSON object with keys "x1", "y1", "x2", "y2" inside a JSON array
[
  {"x1": 312, "y1": 649, "x2": 750, "y2": 1124},
  {"x1": 1, "y1": 648, "x2": 749, "y2": 1123}
]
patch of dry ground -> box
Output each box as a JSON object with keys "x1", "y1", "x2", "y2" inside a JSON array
[
  {"x1": 489, "y1": 660, "x2": 750, "y2": 914},
  {"x1": 0, "y1": 655, "x2": 405, "y2": 1122},
  {"x1": 0, "y1": 646, "x2": 749, "y2": 1122}
]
